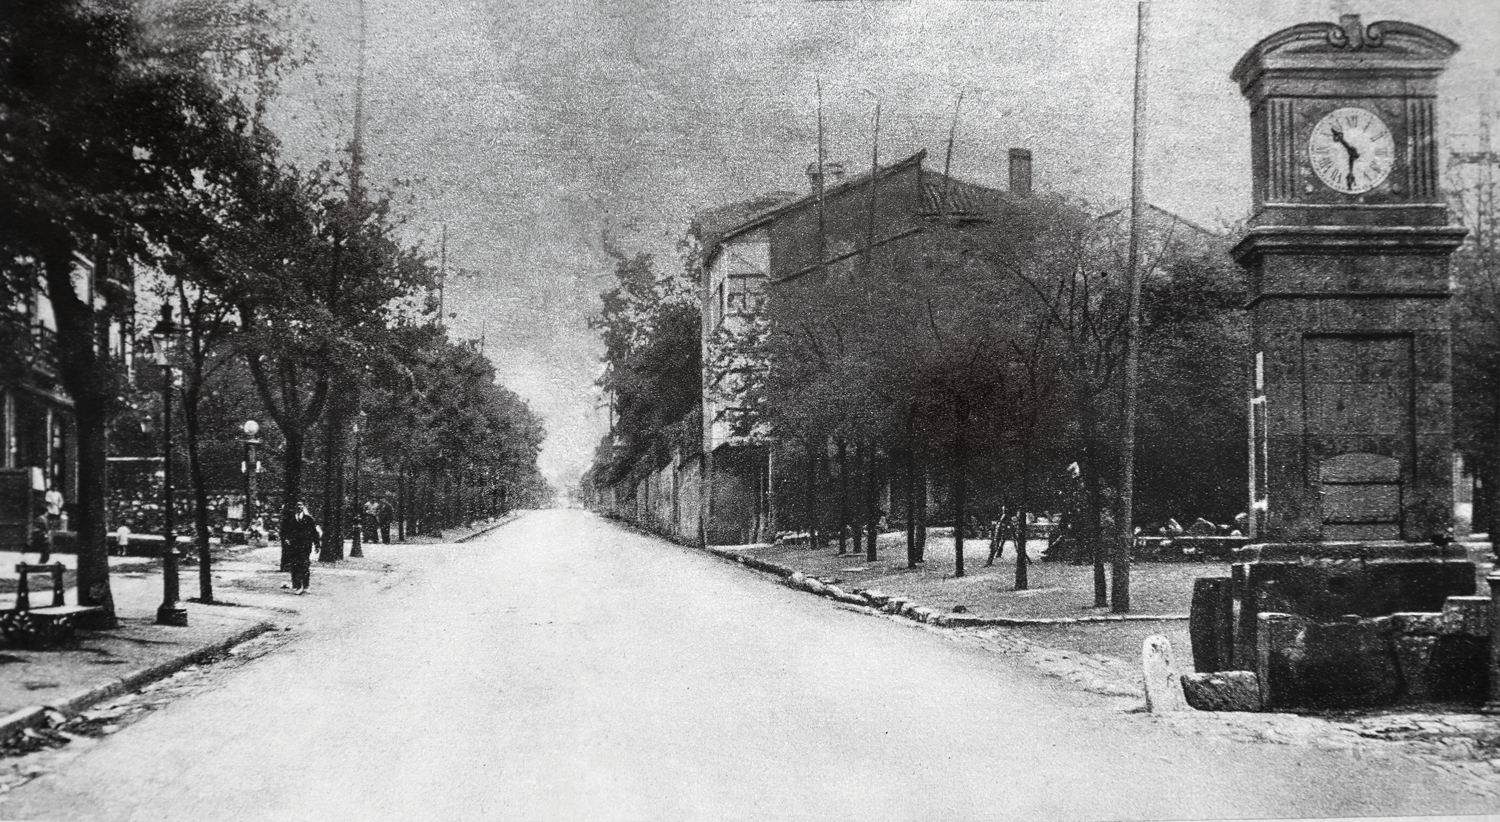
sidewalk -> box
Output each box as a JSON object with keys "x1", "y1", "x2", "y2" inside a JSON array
[
  {"x1": 0, "y1": 546, "x2": 284, "y2": 746},
  {"x1": 718, "y1": 533, "x2": 1495, "y2": 667},
  {"x1": 401, "y1": 511, "x2": 526, "y2": 544}
]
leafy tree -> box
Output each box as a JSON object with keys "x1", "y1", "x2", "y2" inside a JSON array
[
  {"x1": 1, "y1": 0, "x2": 273, "y2": 619},
  {"x1": 590, "y1": 249, "x2": 701, "y2": 487},
  {"x1": 1450, "y1": 128, "x2": 1500, "y2": 540}
]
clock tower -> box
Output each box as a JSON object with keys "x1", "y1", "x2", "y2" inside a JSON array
[{"x1": 1231, "y1": 15, "x2": 1467, "y2": 544}]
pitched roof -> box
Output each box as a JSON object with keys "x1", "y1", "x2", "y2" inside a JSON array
[
  {"x1": 699, "y1": 150, "x2": 1012, "y2": 266},
  {"x1": 918, "y1": 173, "x2": 1008, "y2": 217}
]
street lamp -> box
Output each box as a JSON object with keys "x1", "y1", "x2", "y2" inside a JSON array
[
  {"x1": 242, "y1": 420, "x2": 261, "y2": 546},
  {"x1": 351, "y1": 410, "x2": 366, "y2": 558},
  {"x1": 147, "y1": 304, "x2": 187, "y2": 627}
]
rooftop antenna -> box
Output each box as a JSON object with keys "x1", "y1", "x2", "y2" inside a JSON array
[{"x1": 942, "y1": 90, "x2": 964, "y2": 220}]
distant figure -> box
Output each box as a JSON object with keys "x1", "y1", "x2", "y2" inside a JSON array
[
  {"x1": 985, "y1": 516, "x2": 1006, "y2": 567},
  {"x1": 115, "y1": 525, "x2": 131, "y2": 557},
  {"x1": 280, "y1": 501, "x2": 321, "y2": 594},
  {"x1": 362, "y1": 499, "x2": 381, "y2": 544},
  {"x1": 376, "y1": 496, "x2": 394, "y2": 544},
  {"x1": 29, "y1": 513, "x2": 51, "y2": 564},
  {"x1": 44, "y1": 485, "x2": 63, "y2": 532}
]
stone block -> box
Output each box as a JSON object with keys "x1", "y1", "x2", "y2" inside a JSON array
[
  {"x1": 1440, "y1": 596, "x2": 1489, "y2": 637},
  {"x1": 1181, "y1": 671, "x2": 1263, "y2": 712},
  {"x1": 1393, "y1": 635, "x2": 1438, "y2": 701},
  {"x1": 1189, "y1": 577, "x2": 1235, "y2": 672},
  {"x1": 1257, "y1": 611, "x2": 1402, "y2": 709},
  {"x1": 1390, "y1": 611, "x2": 1443, "y2": 634},
  {"x1": 862, "y1": 590, "x2": 890, "y2": 607},
  {"x1": 1143, "y1": 635, "x2": 1190, "y2": 713},
  {"x1": 1241, "y1": 558, "x2": 1474, "y2": 623}
]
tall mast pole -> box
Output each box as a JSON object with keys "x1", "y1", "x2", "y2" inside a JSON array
[
  {"x1": 1115, "y1": 0, "x2": 1150, "y2": 613},
  {"x1": 816, "y1": 78, "x2": 826, "y2": 271},
  {"x1": 439, "y1": 223, "x2": 447, "y2": 328},
  {"x1": 350, "y1": 0, "x2": 367, "y2": 200}
]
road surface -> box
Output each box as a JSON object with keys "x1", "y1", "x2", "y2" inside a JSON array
[{"x1": 2, "y1": 509, "x2": 1492, "y2": 820}]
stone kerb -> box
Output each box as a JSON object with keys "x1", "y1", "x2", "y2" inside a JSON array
[{"x1": 1253, "y1": 593, "x2": 1491, "y2": 710}]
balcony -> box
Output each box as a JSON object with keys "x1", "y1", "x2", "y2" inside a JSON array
[{"x1": 0, "y1": 313, "x2": 60, "y2": 381}]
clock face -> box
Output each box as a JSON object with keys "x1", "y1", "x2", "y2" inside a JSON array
[{"x1": 1308, "y1": 107, "x2": 1395, "y2": 195}]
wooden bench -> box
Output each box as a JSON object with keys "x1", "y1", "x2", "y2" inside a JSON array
[{"x1": 0, "y1": 563, "x2": 103, "y2": 648}]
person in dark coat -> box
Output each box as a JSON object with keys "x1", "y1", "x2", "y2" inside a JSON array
[
  {"x1": 280, "y1": 501, "x2": 321, "y2": 594},
  {"x1": 29, "y1": 512, "x2": 52, "y2": 564},
  {"x1": 376, "y1": 496, "x2": 394, "y2": 544}
]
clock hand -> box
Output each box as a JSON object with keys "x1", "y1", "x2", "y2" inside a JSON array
[{"x1": 1331, "y1": 126, "x2": 1360, "y2": 189}]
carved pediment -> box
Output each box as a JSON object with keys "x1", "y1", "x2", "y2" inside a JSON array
[{"x1": 1233, "y1": 15, "x2": 1459, "y2": 92}]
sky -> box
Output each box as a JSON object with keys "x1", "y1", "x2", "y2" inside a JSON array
[{"x1": 264, "y1": 0, "x2": 1500, "y2": 489}]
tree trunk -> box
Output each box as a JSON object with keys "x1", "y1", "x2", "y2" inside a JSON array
[
  {"x1": 41, "y1": 250, "x2": 115, "y2": 625},
  {"x1": 397, "y1": 462, "x2": 406, "y2": 542},
  {"x1": 865, "y1": 448, "x2": 880, "y2": 563},
  {"x1": 1015, "y1": 436, "x2": 1031, "y2": 591},
  {"x1": 1488, "y1": 394, "x2": 1500, "y2": 551},
  {"x1": 905, "y1": 446, "x2": 917, "y2": 568},
  {"x1": 914, "y1": 458, "x2": 928, "y2": 563},
  {"x1": 837, "y1": 438, "x2": 849, "y2": 555},
  {"x1": 953, "y1": 403, "x2": 967, "y2": 579},
  {"x1": 1081, "y1": 416, "x2": 1107, "y2": 607},
  {"x1": 181, "y1": 364, "x2": 213, "y2": 603},
  {"x1": 818, "y1": 447, "x2": 831, "y2": 550},
  {"x1": 804, "y1": 442, "x2": 818, "y2": 548},
  {"x1": 319, "y1": 386, "x2": 350, "y2": 562},
  {"x1": 906, "y1": 408, "x2": 918, "y2": 568}
]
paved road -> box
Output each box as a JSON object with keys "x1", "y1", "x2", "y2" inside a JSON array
[{"x1": 3, "y1": 510, "x2": 1493, "y2": 821}]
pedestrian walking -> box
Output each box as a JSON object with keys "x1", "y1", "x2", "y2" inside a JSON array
[
  {"x1": 362, "y1": 499, "x2": 381, "y2": 544},
  {"x1": 44, "y1": 484, "x2": 63, "y2": 532},
  {"x1": 28, "y1": 512, "x2": 52, "y2": 564},
  {"x1": 280, "y1": 501, "x2": 321, "y2": 594},
  {"x1": 376, "y1": 496, "x2": 394, "y2": 544}
]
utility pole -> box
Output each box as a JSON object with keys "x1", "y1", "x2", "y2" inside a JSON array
[
  {"x1": 350, "y1": 0, "x2": 367, "y2": 200},
  {"x1": 1115, "y1": 0, "x2": 1151, "y2": 613},
  {"x1": 439, "y1": 223, "x2": 447, "y2": 327}
]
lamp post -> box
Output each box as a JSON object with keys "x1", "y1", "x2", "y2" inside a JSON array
[
  {"x1": 148, "y1": 304, "x2": 187, "y2": 627},
  {"x1": 351, "y1": 410, "x2": 365, "y2": 558},
  {"x1": 242, "y1": 420, "x2": 261, "y2": 544}
]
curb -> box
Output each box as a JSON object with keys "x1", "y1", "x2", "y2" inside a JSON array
[
  {"x1": 456, "y1": 512, "x2": 525, "y2": 543},
  {"x1": 0, "y1": 619, "x2": 276, "y2": 745},
  {"x1": 699, "y1": 547, "x2": 1188, "y2": 628}
]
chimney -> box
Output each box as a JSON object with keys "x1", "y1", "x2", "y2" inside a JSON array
[
  {"x1": 806, "y1": 161, "x2": 846, "y2": 193},
  {"x1": 1008, "y1": 148, "x2": 1033, "y2": 196}
]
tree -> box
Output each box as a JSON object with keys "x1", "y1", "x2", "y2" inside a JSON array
[
  {"x1": 1449, "y1": 122, "x2": 1500, "y2": 541},
  {"x1": 1, "y1": 0, "x2": 273, "y2": 620},
  {"x1": 590, "y1": 248, "x2": 701, "y2": 489}
]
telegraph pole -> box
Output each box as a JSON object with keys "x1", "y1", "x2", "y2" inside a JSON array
[{"x1": 1115, "y1": 0, "x2": 1151, "y2": 613}]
